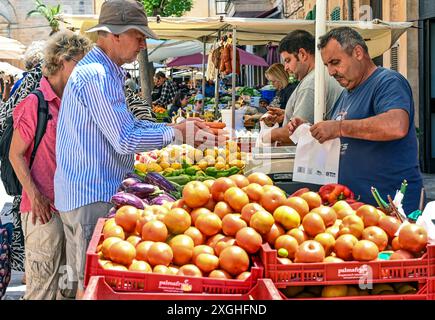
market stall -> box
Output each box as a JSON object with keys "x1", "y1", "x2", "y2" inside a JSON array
[
  {"x1": 61, "y1": 14, "x2": 412, "y2": 130},
  {"x1": 60, "y1": 13, "x2": 416, "y2": 192},
  {"x1": 55, "y1": 14, "x2": 435, "y2": 301}
]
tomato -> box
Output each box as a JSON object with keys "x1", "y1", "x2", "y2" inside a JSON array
[
  {"x1": 223, "y1": 187, "x2": 249, "y2": 212},
  {"x1": 182, "y1": 181, "x2": 211, "y2": 208},
  {"x1": 247, "y1": 172, "x2": 273, "y2": 186}
]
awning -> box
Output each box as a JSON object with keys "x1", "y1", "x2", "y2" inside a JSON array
[
  {"x1": 0, "y1": 61, "x2": 24, "y2": 77},
  {"x1": 148, "y1": 40, "x2": 205, "y2": 62},
  {"x1": 0, "y1": 36, "x2": 26, "y2": 60},
  {"x1": 60, "y1": 15, "x2": 413, "y2": 58},
  {"x1": 166, "y1": 48, "x2": 268, "y2": 68}
]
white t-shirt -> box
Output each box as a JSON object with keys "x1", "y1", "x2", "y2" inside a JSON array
[{"x1": 283, "y1": 70, "x2": 343, "y2": 125}]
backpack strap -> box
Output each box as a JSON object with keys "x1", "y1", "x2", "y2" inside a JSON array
[{"x1": 29, "y1": 89, "x2": 49, "y2": 168}]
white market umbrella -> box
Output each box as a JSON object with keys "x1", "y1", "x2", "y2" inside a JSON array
[
  {"x1": 0, "y1": 61, "x2": 24, "y2": 77},
  {"x1": 0, "y1": 36, "x2": 26, "y2": 60}
]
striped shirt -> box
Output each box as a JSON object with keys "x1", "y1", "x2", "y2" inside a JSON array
[{"x1": 54, "y1": 46, "x2": 174, "y2": 212}]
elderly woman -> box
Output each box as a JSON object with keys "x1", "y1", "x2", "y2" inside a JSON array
[
  {"x1": 9, "y1": 31, "x2": 91, "y2": 300},
  {"x1": 0, "y1": 41, "x2": 46, "y2": 283}
]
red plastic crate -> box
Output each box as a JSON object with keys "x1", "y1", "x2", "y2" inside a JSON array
[
  {"x1": 85, "y1": 218, "x2": 264, "y2": 294},
  {"x1": 260, "y1": 242, "x2": 435, "y2": 288},
  {"x1": 278, "y1": 278, "x2": 435, "y2": 300},
  {"x1": 83, "y1": 276, "x2": 282, "y2": 300}
]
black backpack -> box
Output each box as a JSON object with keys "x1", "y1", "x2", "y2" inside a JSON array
[{"x1": 0, "y1": 89, "x2": 49, "y2": 196}]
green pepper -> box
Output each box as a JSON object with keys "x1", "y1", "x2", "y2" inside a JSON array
[
  {"x1": 215, "y1": 166, "x2": 240, "y2": 178},
  {"x1": 196, "y1": 170, "x2": 206, "y2": 176},
  {"x1": 205, "y1": 167, "x2": 219, "y2": 177},
  {"x1": 185, "y1": 166, "x2": 198, "y2": 176},
  {"x1": 165, "y1": 174, "x2": 191, "y2": 185},
  {"x1": 134, "y1": 168, "x2": 147, "y2": 178},
  {"x1": 169, "y1": 169, "x2": 185, "y2": 176},
  {"x1": 193, "y1": 175, "x2": 216, "y2": 182},
  {"x1": 181, "y1": 159, "x2": 190, "y2": 169}
]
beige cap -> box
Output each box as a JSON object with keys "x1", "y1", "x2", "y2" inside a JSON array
[{"x1": 86, "y1": 0, "x2": 159, "y2": 39}]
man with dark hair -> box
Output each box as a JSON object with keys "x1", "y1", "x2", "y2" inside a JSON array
[
  {"x1": 261, "y1": 30, "x2": 342, "y2": 145},
  {"x1": 288, "y1": 26, "x2": 423, "y2": 214},
  {"x1": 153, "y1": 71, "x2": 178, "y2": 106}
]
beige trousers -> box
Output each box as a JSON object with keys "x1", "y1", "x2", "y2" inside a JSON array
[
  {"x1": 21, "y1": 212, "x2": 65, "y2": 300},
  {"x1": 59, "y1": 202, "x2": 112, "y2": 292}
]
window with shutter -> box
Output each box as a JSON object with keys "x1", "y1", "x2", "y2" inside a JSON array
[
  {"x1": 390, "y1": 43, "x2": 399, "y2": 72},
  {"x1": 330, "y1": 6, "x2": 341, "y2": 21}
]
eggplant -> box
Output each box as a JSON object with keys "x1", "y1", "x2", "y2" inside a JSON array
[
  {"x1": 149, "y1": 193, "x2": 176, "y2": 206},
  {"x1": 111, "y1": 192, "x2": 145, "y2": 209},
  {"x1": 125, "y1": 182, "x2": 157, "y2": 198},
  {"x1": 105, "y1": 207, "x2": 117, "y2": 218},
  {"x1": 123, "y1": 172, "x2": 145, "y2": 182},
  {"x1": 144, "y1": 172, "x2": 177, "y2": 194},
  {"x1": 120, "y1": 177, "x2": 143, "y2": 191}
]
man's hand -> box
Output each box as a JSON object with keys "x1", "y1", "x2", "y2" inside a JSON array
[
  {"x1": 171, "y1": 119, "x2": 227, "y2": 148},
  {"x1": 310, "y1": 120, "x2": 341, "y2": 144},
  {"x1": 287, "y1": 117, "x2": 308, "y2": 135},
  {"x1": 30, "y1": 191, "x2": 52, "y2": 225},
  {"x1": 266, "y1": 107, "x2": 285, "y2": 124}
]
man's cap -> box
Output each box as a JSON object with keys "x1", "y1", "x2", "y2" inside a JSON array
[
  {"x1": 86, "y1": 0, "x2": 159, "y2": 39},
  {"x1": 194, "y1": 93, "x2": 204, "y2": 101}
]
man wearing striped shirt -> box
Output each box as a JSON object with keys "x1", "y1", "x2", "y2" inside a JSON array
[{"x1": 54, "y1": 0, "x2": 217, "y2": 299}]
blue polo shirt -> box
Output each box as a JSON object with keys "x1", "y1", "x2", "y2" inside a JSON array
[{"x1": 330, "y1": 67, "x2": 423, "y2": 214}]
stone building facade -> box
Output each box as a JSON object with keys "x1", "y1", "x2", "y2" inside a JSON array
[{"x1": 0, "y1": 0, "x2": 94, "y2": 45}]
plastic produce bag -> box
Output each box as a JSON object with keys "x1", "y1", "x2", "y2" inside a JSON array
[
  {"x1": 255, "y1": 119, "x2": 279, "y2": 148},
  {"x1": 416, "y1": 201, "x2": 435, "y2": 243},
  {"x1": 290, "y1": 123, "x2": 340, "y2": 185}
]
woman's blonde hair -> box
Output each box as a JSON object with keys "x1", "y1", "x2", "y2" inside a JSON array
[
  {"x1": 265, "y1": 63, "x2": 289, "y2": 90},
  {"x1": 42, "y1": 30, "x2": 92, "y2": 77}
]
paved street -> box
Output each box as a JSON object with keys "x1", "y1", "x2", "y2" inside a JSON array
[{"x1": 2, "y1": 173, "x2": 435, "y2": 300}]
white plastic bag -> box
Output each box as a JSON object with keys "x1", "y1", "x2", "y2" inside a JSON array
[
  {"x1": 290, "y1": 123, "x2": 340, "y2": 185},
  {"x1": 416, "y1": 201, "x2": 435, "y2": 243},
  {"x1": 255, "y1": 118, "x2": 279, "y2": 148}
]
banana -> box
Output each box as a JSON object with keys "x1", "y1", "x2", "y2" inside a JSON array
[{"x1": 371, "y1": 284, "x2": 395, "y2": 295}]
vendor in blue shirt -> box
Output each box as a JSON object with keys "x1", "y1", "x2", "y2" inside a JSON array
[{"x1": 288, "y1": 27, "x2": 423, "y2": 214}]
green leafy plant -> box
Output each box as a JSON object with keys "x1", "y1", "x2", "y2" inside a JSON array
[
  {"x1": 27, "y1": 0, "x2": 61, "y2": 36},
  {"x1": 142, "y1": 0, "x2": 193, "y2": 17}
]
